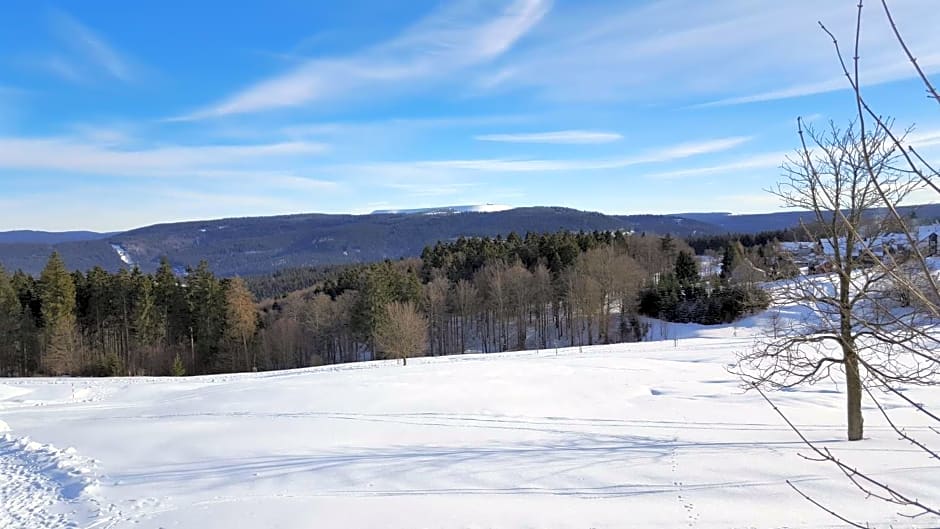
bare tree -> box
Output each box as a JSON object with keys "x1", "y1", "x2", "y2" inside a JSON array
[
  {"x1": 223, "y1": 277, "x2": 258, "y2": 372},
  {"x1": 736, "y1": 120, "x2": 927, "y2": 442},
  {"x1": 566, "y1": 266, "x2": 604, "y2": 347},
  {"x1": 505, "y1": 263, "x2": 532, "y2": 351},
  {"x1": 475, "y1": 263, "x2": 510, "y2": 352},
  {"x1": 375, "y1": 301, "x2": 428, "y2": 366},
  {"x1": 424, "y1": 276, "x2": 450, "y2": 356},
  {"x1": 743, "y1": 1, "x2": 940, "y2": 525},
  {"x1": 451, "y1": 279, "x2": 478, "y2": 354},
  {"x1": 530, "y1": 264, "x2": 553, "y2": 348}
]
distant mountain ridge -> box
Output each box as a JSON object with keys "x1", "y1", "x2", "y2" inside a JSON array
[
  {"x1": 2, "y1": 204, "x2": 938, "y2": 277},
  {"x1": 0, "y1": 207, "x2": 715, "y2": 276},
  {"x1": 679, "y1": 203, "x2": 940, "y2": 233},
  {"x1": 370, "y1": 204, "x2": 512, "y2": 215},
  {"x1": 0, "y1": 230, "x2": 115, "y2": 245}
]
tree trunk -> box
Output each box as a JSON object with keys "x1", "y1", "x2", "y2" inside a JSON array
[{"x1": 845, "y1": 347, "x2": 864, "y2": 441}]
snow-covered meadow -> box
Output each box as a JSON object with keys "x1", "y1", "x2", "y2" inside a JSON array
[{"x1": 1, "y1": 310, "x2": 938, "y2": 528}]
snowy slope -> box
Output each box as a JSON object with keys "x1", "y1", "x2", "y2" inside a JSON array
[
  {"x1": 371, "y1": 204, "x2": 513, "y2": 215},
  {"x1": 109, "y1": 244, "x2": 135, "y2": 267},
  {"x1": 1, "y1": 319, "x2": 938, "y2": 528}
]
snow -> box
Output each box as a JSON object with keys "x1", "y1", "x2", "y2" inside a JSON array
[
  {"x1": 1, "y1": 308, "x2": 938, "y2": 527},
  {"x1": 0, "y1": 432, "x2": 111, "y2": 529},
  {"x1": 371, "y1": 204, "x2": 512, "y2": 215},
  {"x1": 109, "y1": 244, "x2": 135, "y2": 267},
  {"x1": 780, "y1": 241, "x2": 814, "y2": 252}
]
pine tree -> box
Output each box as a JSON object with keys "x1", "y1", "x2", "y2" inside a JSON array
[
  {"x1": 170, "y1": 352, "x2": 186, "y2": 376},
  {"x1": 674, "y1": 251, "x2": 699, "y2": 287},
  {"x1": 187, "y1": 261, "x2": 224, "y2": 373},
  {"x1": 10, "y1": 271, "x2": 40, "y2": 374},
  {"x1": 719, "y1": 241, "x2": 741, "y2": 282},
  {"x1": 129, "y1": 268, "x2": 161, "y2": 373},
  {"x1": 154, "y1": 258, "x2": 186, "y2": 346},
  {"x1": 39, "y1": 252, "x2": 78, "y2": 375},
  {"x1": 0, "y1": 266, "x2": 22, "y2": 375}
]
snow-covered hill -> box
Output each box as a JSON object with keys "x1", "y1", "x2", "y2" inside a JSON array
[
  {"x1": 371, "y1": 204, "x2": 513, "y2": 215},
  {"x1": 0, "y1": 317, "x2": 938, "y2": 528}
]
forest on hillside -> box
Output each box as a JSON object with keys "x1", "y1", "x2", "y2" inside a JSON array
[{"x1": 0, "y1": 230, "x2": 786, "y2": 377}]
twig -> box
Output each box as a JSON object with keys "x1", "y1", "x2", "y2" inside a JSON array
[{"x1": 789, "y1": 481, "x2": 871, "y2": 529}]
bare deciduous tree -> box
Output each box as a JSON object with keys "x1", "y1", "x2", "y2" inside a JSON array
[
  {"x1": 224, "y1": 277, "x2": 258, "y2": 372},
  {"x1": 375, "y1": 301, "x2": 428, "y2": 366},
  {"x1": 736, "y1": 120, "x2": 926, "y2": 442},
  {"x1": 744, "y1": 1, "x2": 940, "y2": 524},
  {"x1": 451, "y1": 279, "x2": 478, "y2": 354}
]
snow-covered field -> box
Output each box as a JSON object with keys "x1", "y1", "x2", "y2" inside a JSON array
[{"x1": 1, "y1": 315, "x2": 938, "y2": 528}]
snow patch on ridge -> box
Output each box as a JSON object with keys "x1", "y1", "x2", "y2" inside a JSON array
[
  {"x1": 372, "y1": 204, "x2": 512, "y2": 215},
  {"x1": 110, "y1": 243, "x2": 135, "y2": 266}
]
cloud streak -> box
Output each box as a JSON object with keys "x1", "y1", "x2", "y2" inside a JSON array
[
  {"x1": 0, "y1": 136, "x2": 329, "y2": 178},
  {"x1": 181, "y1": 0, "x2": 549, "y2": 119},
  {"x1": 475, "y1": 129, "x2": 622, "y2": 144},
  {"x1": 36, "y1": 10, "x2": 138, "y2": 84},
  {"x1": 348, "y1": 135, "x2": 751, "y2": 175},
  {"x1": 475, "y1": 0, "x2": 940, "y2": 105},
  {"x1": 642, "y1": 152, "x2": 786, "y2": 180}
]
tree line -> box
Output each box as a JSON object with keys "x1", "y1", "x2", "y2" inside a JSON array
[
  {"x1": 0, "y1": 230, "x2": 774, "y2": 377},
  {"x1": 0, "y1": 254, "x2": 257, "y2": 376}
]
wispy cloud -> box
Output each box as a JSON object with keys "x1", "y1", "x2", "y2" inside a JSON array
[
  {"x1": 180, "y1": 0, "x2": 550, "y2": 119},
  {"x1": 908, "y1": 127, "x2": 940, "y2": 150},
  {"x1": 36, "y1": 10, "x2": 138, "y2": 84},
  {"x1": 715, "y1": 193, "x2": 785, "y2": 213},
  {"x1": 386, "y1": 182, "x2": 478, "y2": 197},
  {"x1": 642, "y1": 152, "x2": 786, "y2": 180},
  {"x1": 347, "y1": 135, "x2": 750, "y2": 175},
  {"x1": 474, "y1": 0, "x2": 940, "y2": 105},
  {"x1": 184, "y1": 170, "x2": 339, "y2": 192},
  {"x1": 700, "y1": 53, "x2": 940, "y2": 107},
  {"x1": 279, "y1": 114, "x2": 533, "y2": 140},
  {"x1": 475, "y1": 129, "x2": 622, "y2": 144},
  {"x1": 0, "y1": 136, "x2": 329, "y2": 177}
]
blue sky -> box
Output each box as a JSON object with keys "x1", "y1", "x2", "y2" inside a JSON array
[{"x1": 1, "y1": 0, "x2": 939, "y2": 231}]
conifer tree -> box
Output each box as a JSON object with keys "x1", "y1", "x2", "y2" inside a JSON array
[
  {"x1": 39, "y1": 252, "x2": 77, "y2": 374},
  {"x1": 153, "y1": 257, "x2": 187, "y2": 350},
  {"x1": 0, "y1": 266, "x2": 22, "y2": 375},
  {"x1": 674, "y1": 251, "x2": 699, "y2": 287},
  {"x1": 187, "y1": 261, "x2": 224, "y2": 372},
  {"x1": 170, "y1": 353, "x2": 186, "y2": 376}
]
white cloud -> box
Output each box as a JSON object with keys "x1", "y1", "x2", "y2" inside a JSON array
[
  {"x1": 643, "y1": 152, "x2": 786, "y2": 180},
  {"x1": 385, "y1": 182, "x2": 478, "y2": 197},
  {"x1": 0, "y1": 185, "x2": 333, "y2": 232},
  {"x1": 715, "y1": 193, "x2": 787, "y2": 213},
  {"x1": 39, "y1": 10, "x2": 138, "y2": 84},
  {"x1": 281, "y1": 114, "x2": 533, "y2": 139},
  {"x1": 908, "y1": 127, "x2": 940, "y2": 150},
  {"x1": 347, "y1": 135, "x2": 750, "y2": 175},
  {"x1": 184, "y1": 170, "x2": 339, "y2": 192},
  {"x1": 181, "y1": 0, "x2": 549, "y2": 119},
  {"x1": 700, "y1": 53, "x2": 940, "y2": 107},
  {"x1": 475, "y1": 0, "x2": 940, "y2": 105},
  {"x1": 475, "y1": 130, "x2": 622, "y2": 144},
  {"x1": 0, "y1": 136, "x2": 329, "y2": 177}
]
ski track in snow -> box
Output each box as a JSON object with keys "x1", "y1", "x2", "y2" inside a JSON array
[
  {"x1": 0, "y1": 424, "x2": 128, "y2": 529},
  {"x1": 1, "y1": 303, "x2": 938, "y2": 528},
  {"x1": 109, "y1": 244, "x2": 134, "y2": 267}
]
